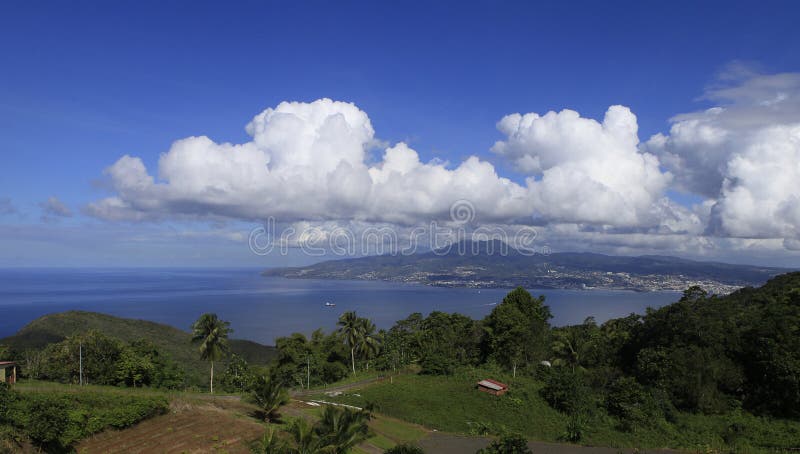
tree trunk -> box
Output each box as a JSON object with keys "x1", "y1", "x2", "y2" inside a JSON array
[
  {"x1": 513, "y1": 363, "x2": 517, "y2": 378},
  {"x1": 351, "y1": 347, "x2": 356, "y2": 375},
  {"x1": 210, "y1": 360, "x2": 214, "y2": 394}
]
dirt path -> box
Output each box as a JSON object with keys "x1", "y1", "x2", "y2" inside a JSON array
[{"x1": 291, "y1": 375, "x2": 388, "y2": 398}]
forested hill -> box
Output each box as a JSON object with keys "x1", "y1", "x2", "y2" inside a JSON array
[
  {"x1": 1, "y1": 311, "x2": 277, "y2": 385},
  {"x1": 264, "y1": 239, "x2": 787, "y2": 293},
  {"x1": 606, "y1": 271, "x2": 800, "y2": 418}
]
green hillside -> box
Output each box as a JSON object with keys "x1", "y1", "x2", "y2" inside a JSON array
[{"x1": 1, "y1": 311, "x2": 277, "y2": 387}]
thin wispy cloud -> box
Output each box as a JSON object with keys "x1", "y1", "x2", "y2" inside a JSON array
[
  {"x1": 0, "y1": 197, "x2": 17, "y2": 216},
  {"x1": 40, "y1": 196, "x2": 73, "y2": 222}
]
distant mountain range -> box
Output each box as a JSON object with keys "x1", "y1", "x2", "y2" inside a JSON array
[{"x1": 263, "y1": 240, "x2": 789, "y2": 293}]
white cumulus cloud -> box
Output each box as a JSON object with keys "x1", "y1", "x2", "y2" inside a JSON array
[
  {"x1": 644, "y1": 69, "x2": 800, "y2": 242},
  {"x1": 87, "y1": 99, "x2": 713, "y2": 242},
  {"x1": 88, "y1": 99, "x2": 535, "y2": 226},
  {"x1": 491, "y1": 106, "x2": 682, "y2": 229}
]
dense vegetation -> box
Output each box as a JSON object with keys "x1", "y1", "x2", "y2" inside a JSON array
[
  {"x1": 0, "y1": 311, "x2": 277, "y2": 387},
  {"x1": 2, "y1": 273, "x2": 799, "y2": 451},
  {"x1": 22, "y1": 330, "x2": 185, "y2": 389},
  {"x1": 0, "y1": 383, "x2": 168, "y2": 452},
  {"x1": 272, "y1": 272, "x2": 800, "y2": 450}
]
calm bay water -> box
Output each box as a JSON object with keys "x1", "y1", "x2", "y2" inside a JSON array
[{"x1": 0, "y1": 268, "x2": 680, "y2": 345}]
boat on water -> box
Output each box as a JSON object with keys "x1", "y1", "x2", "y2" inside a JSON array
[{"x1": 324, "y1": 302, "x2": 336, "y2": 307}]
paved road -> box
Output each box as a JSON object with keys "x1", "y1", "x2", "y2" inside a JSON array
[{"x1": 419, "y1": 434, "x2": 676, "y2": 454}]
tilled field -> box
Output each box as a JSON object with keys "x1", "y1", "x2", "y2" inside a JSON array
[{"x1": 77, "y1": 400, "x2": 265, "y2": 454}]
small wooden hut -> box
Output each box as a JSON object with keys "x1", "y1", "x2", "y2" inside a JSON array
[
  {"x1": 476, "y1": 378, "x2": 508, "y2": 396},
  {"x1": 0, "y1": 361, "x2": 17, "y2": 385}
]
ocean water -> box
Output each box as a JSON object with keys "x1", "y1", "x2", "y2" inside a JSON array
[{"x1": 0, "y1": 268, "x2": 680, "y2": 345}]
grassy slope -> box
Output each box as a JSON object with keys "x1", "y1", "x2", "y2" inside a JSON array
[
  {"x1": 1, "y1": 311, "x2": 277, "y2": 386},
  {"x1": 320, "y1": 372, "x2": 800, "y2": 452}
]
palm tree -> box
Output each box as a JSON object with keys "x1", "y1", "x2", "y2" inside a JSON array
[
  {"x1": 256, "y1": 427, "x2": 289, "y2": 454},
  {"x1": 551, "y1": 332, "x2": 580, "y2": 372},
  {"x1": 251, "y1": 375, "x2": 289, "y2": 422},
  {"x1": 337, "y1": 311, "x2": 362, "y2": 375},
  {"x1": 357, "y1": 318, "x2": 381, "y2": 371},
  {"x1": 315, "y1": 405, "x2": 373, "y2": 453},
  {"x1": 288, "y1": 418, "x2": 331, "y2": 454},
  {"x1": 258, "y1": 405, "x2": 373, "y2": 454},
  {"x1": 551, "y1": 324, "x2": 594, "y2": 373},
  {"x1": 191, "y1": 313, "x2": 232, "y2": 394}
]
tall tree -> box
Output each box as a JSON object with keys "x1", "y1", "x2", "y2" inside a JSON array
[
  {"x1": 191, "y1": 313, "x2": 232, "y2": 394},
  {"x1": 483, "y1": 302, "x2": 527, "y2": 377},
  {"x1": 357, "y1": 318, "x2": 381, "y2": 371},
  {"x1": 483, "y1": 287, "x2": 552, "y2": 376},
  {"x1": 550, "y1": 318, "x2": 598, "y2": 373},
  {"x1": 338, "y1": 311, "x2": 362, "y2": 374}
]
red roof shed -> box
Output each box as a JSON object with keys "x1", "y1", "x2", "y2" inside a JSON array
[{"x1": 476, "y1": 378, "x2": 509, "y2": 396}]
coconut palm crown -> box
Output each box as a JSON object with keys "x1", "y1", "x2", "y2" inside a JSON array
[{"x1": 191, "y1": 313, "x2": 232, "y2": 393}]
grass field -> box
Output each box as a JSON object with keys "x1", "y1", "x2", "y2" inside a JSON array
[{"x1": 316, "y1": 370, "x2": 800, "y2": 452}]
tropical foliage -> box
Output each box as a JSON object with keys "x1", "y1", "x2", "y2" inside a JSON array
[
  {"x1": 21, "y1": 330, "x2": 184, "y2": 388},
  {"x1": 337, "y1": 311, "x2": 381, "y2": 375},
  {"x1": 250, "y1": 374, "x2": 289, "y2": 422},
  {"x1": 384, "y1": 443, "x2": 425, "y2": 454},
  {"x1": 277, "y1": 274, "x2": 800, "y2": 449},
  {"x1": 476, "y1": 434, "x2": 532, "y2": 454},
  {"x1": 191, "y1": 313, "x2": 232, "y2": 393},
  {"x1": 254, "y1": 404, "x2": 372, "y2": 454},
  {"x1": 0, "y1": 383, "x2": 168, "y2": 451}
]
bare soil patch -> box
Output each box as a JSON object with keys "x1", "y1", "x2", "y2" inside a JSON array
[{"x1": 77, "y1": 399, "x2": 265, "y2": 454}]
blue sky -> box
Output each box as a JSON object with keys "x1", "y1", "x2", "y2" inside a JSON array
[{"x1": 2, "y1": 1, "x2": 800, "y2": 267}]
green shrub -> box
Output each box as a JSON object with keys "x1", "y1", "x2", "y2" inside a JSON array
[
  {"x1": 322, "y1": 361, "x2": 349, "y2": 384},
  {"x1": 385, "y1": 443, "x2": 425, "y2": 454},
  {"x1": 476, "y1": 434, "x2": 531, "y2": 454},
  {"x1": 0, "y1": 384, "x2": 14, "y2": 423},
  {"x1": 21, "y1": 397, "x2": 70, "y2": 450},
  {"x1": 221, "y1": 354, "x2": 254, "y2": 393},
  {"x1": 419, "y1": 351, "x2": 459, "y2": 376},
  {"x1": 0, "y1": 425, "x2": 22, "y2": 454},
  {"x1": 605, "y1": 376, "x2": 661, "y2": 431},
  {"x1": 467, "y1": 421, "x2": 507, "y2": 437},
  {"x1": 539, "y1": 368, "x2": 591, "y2": 415},
  {"x1": 559, "y1": 415, "x2": 584, "y2": 443},
  {"x1": 6, "y1": 390, "x2": 168, "y2": 449}
]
